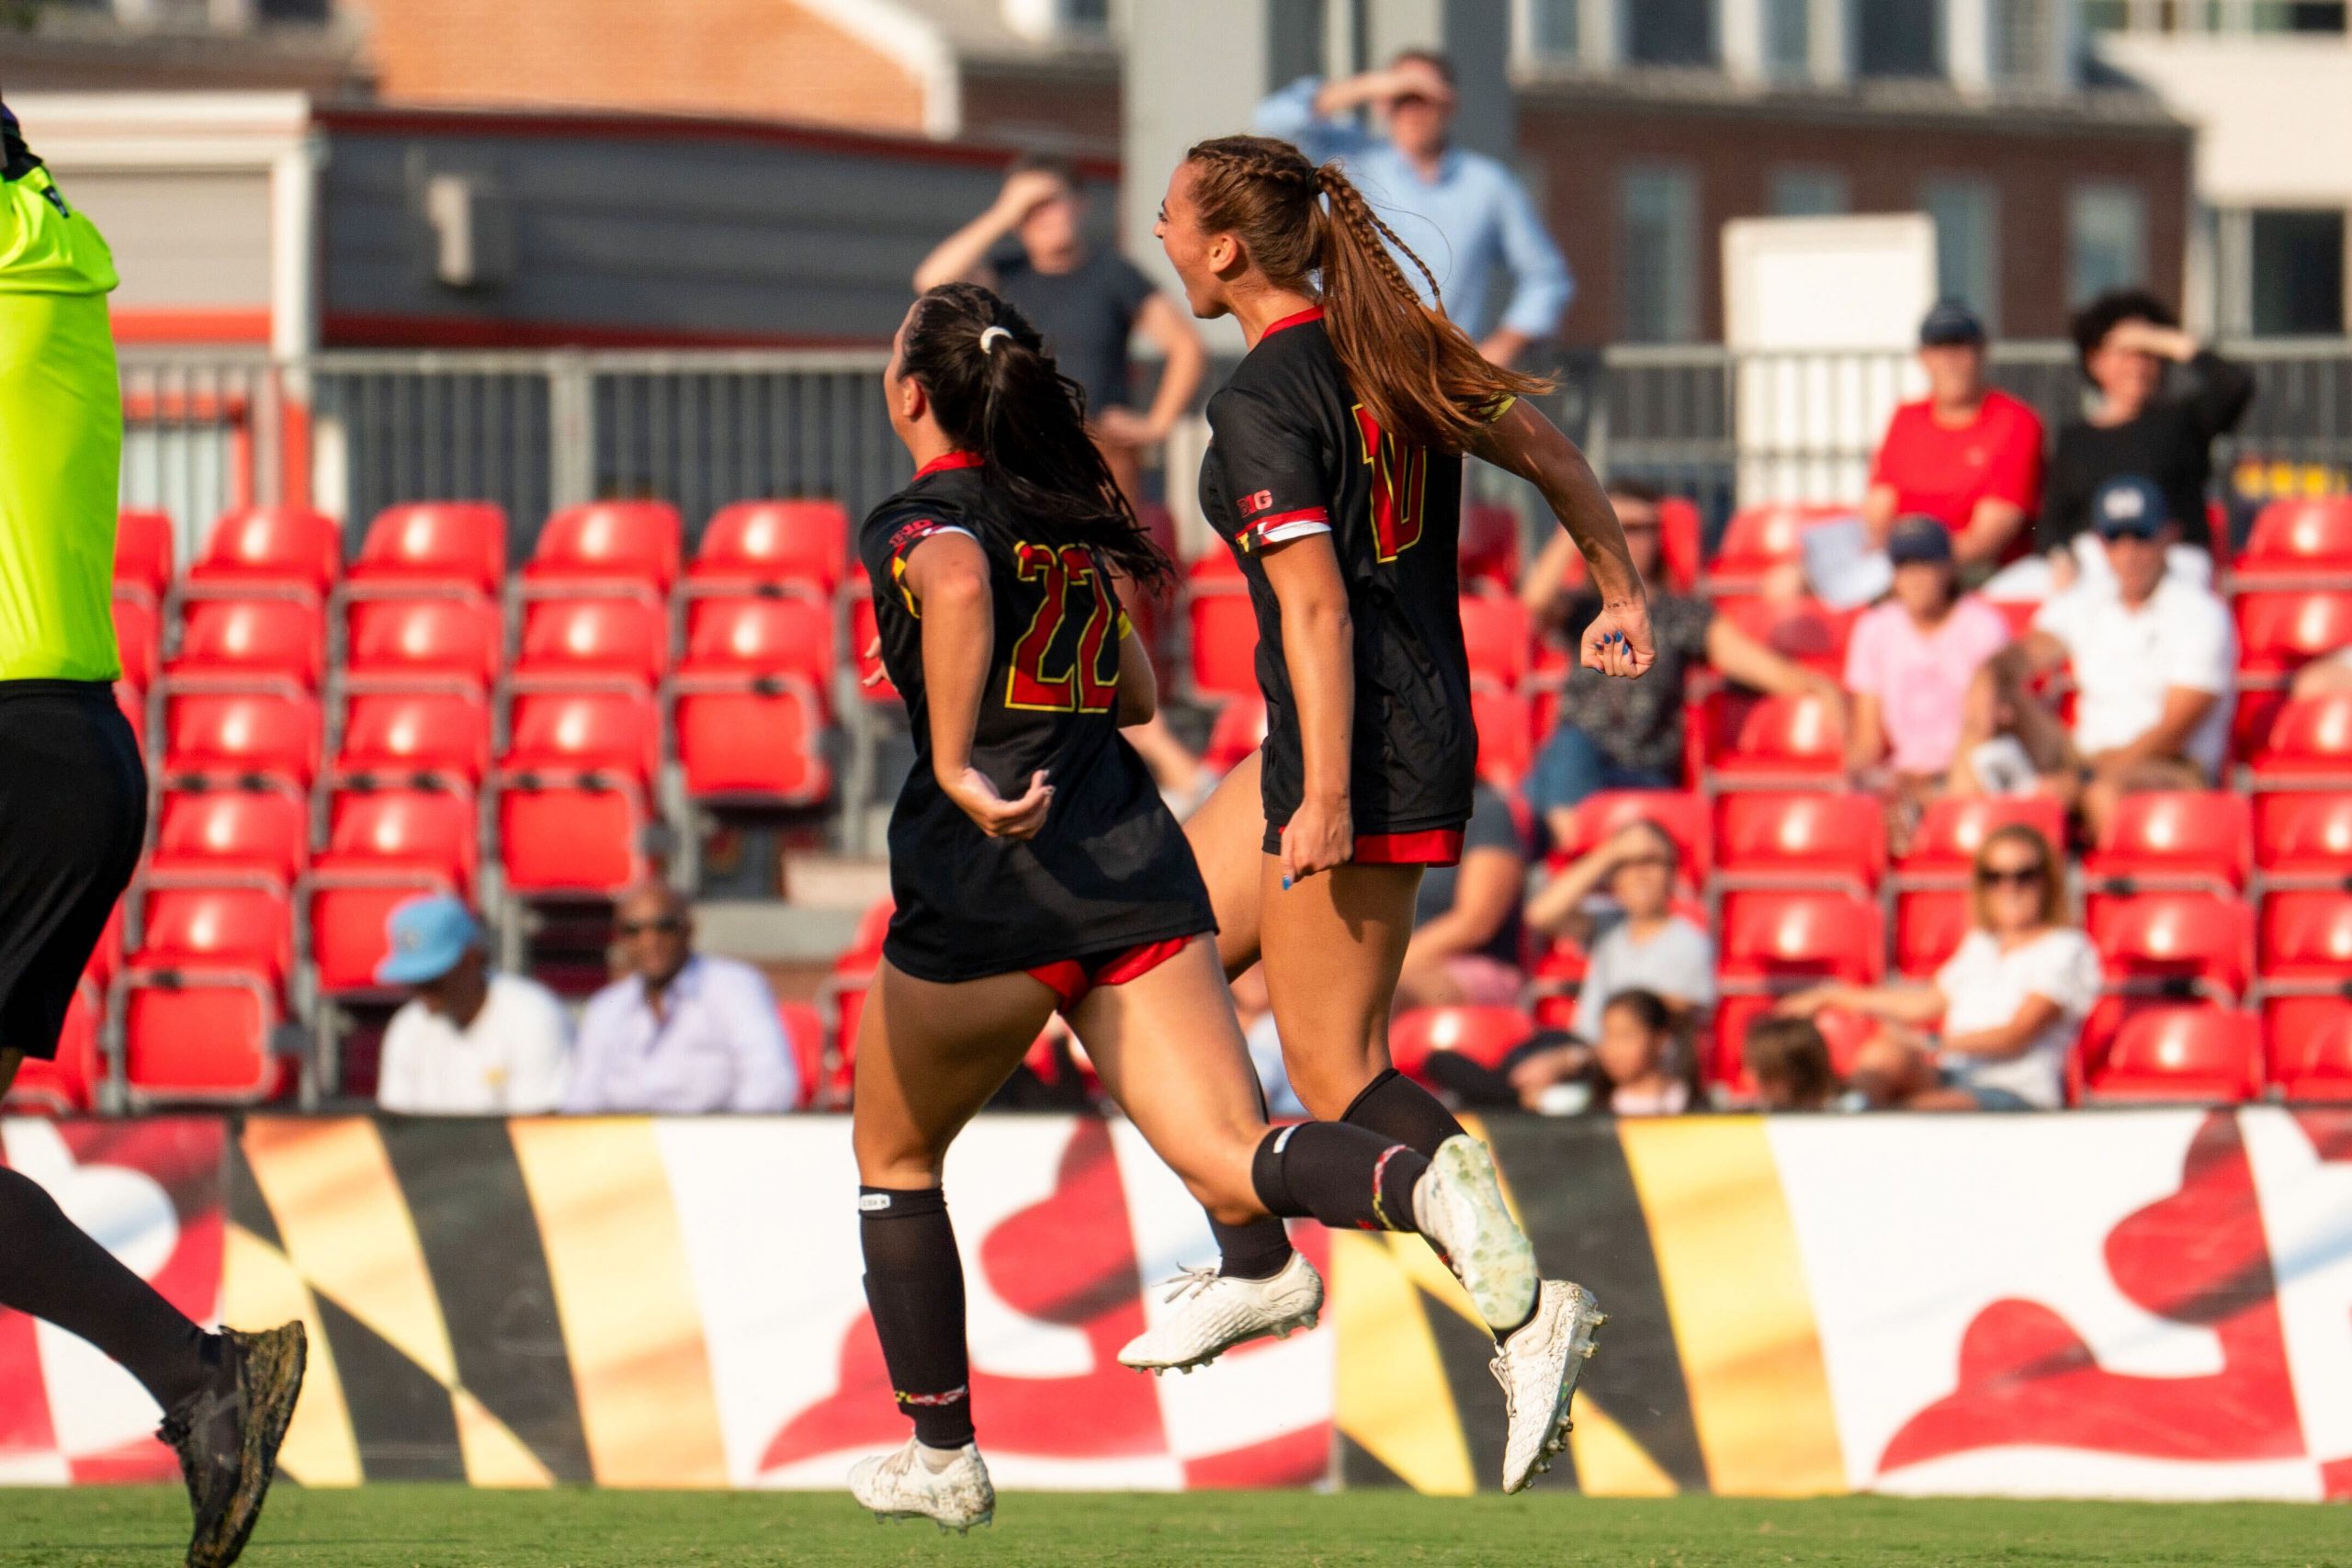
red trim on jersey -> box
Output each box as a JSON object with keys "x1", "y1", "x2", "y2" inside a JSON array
[
  {"x1": 1259, "y1": 306, "x2": 1326, "y2": 341},
  {"x1": 914, "y1": 450, "x2": 985, "y2": 479},
  {"x1": 1242, "y1": 507, "x2": 1333, "y2": 551},
  {"x1": 1352, "y1": 829, "x2": 1464, "y2": 867},
  {"x1": 1026, "y1": 935, "x2": 1198, "y2": 1010}
]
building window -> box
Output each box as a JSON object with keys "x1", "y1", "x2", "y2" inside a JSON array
[
  {"x1": 1993, "y1": 0, "x2": 2053, "y2": 81},
  {"x1": 2251, "y1": 209, "x2": 2346, "y2": 335},
  {"x1": 2070, "y1": 183, "x2": 2149, "y2": 303},
  {"x1": 1525, "y1": 0, "x2": 1581, "y2": 60},
  {"x1": 1923, "y1": 176, "x2": 2001, "y2": 329},
  {"x1": 2251, "y1": 2, "x2": 2346, "y2": 32},
  {"x1": 1770, "y1": 167, "x2": 1849, "y2": 217},
  {"x1": 256, "y1": 0, "x2": 333, "y2": 18},
  {"x1": 1626, "y1": 0, "x2": 1716, "y2": 66},
  {"x1": 1620, "y1": 164, "x2": 1701, "y2": 343},
  {"x1": 1765, "y1": 0, "x2": 1812, "y2": 76},
  {"x1": 1858, "y1": 0, "x2": 1942, "y2": 77},
  {"x1": 1059, "y1": 0, "x2": 1110, "y2": 32}
]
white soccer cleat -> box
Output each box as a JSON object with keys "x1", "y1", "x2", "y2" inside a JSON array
[
  {"x1": 1491, "y1": 1279, "x2": 1606, "y2": 1495},
  {"x1": 1414, "y1": 1134, "x2": 1539, "y2": 1334},
  {"x1": 1116, "y1": 1249, "x2": 1324, "y2": 1374},
  {"x1": 848, "y1": 1437, "x2": 995, "y2": 1534}
]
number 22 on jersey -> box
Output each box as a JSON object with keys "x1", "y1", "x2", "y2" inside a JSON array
[
  {"x1": 1005, "y1": 542, "x2": 1120, "y2": 713},
  {"x1": 1352, "y1": 404, "x2": 1428, "y2": 564}
]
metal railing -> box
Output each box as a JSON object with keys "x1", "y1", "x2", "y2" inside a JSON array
[{"x1": 119, "y1": 338, "x2": 2352, "y2": 560}]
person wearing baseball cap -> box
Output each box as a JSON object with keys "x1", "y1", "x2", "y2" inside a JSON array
[
  {"x1": 375, "y1": 895, "x2": 571, "y2": 1114},
  {"x1": 1951, "y1": 473, "x2": 2237, "y2": 836},
  {"x1": 1860, "y1": 299, "x2": 2044, "y2": 569}
]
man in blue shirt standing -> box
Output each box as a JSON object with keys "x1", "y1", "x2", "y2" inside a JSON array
[{"x1": 1256, "y1": 51, "x2": 1573, "y2": 367}]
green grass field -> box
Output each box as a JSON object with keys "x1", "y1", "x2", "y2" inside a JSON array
[{"x1": 2, "y1": 1487, "x2": 2346, "y2": 1568}]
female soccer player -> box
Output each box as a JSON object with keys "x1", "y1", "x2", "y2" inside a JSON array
[
  {"x1": 1120, "y1": 135, "x2": 1653, "y2": 1492},
  {"x1": 845, "y1": 283, "x2": 1545, "y2": 1531}
]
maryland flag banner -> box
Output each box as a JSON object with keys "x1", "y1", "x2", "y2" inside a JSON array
[{"x1": 3, "y1": 1109, "x2": 2348, "y2": 1501}]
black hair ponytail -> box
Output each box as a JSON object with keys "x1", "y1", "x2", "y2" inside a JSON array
[{"x1": 901, "y1": 282, "x2": 1173, "y2": 592}]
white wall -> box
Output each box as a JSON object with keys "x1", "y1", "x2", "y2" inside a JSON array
[{"x1": 2097, "y1": 32, "x2": 2352, "y2": 209}]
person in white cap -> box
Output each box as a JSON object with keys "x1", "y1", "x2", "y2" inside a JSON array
[{"x1": 375, "y1": 895, "x2": 571, "y2": 1115}]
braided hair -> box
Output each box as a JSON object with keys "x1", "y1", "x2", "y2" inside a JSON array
[
  {"x1": 899, "y1": 282, "x2": 1173, "y2": 592},
  {"x1": 1183, "y1": 133, "x2": 1549, "y2": 455}
]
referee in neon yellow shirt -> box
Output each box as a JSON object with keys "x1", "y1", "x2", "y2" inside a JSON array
[{"x1": 0, "y1": 95, "x2": 303, "y2": 1568}]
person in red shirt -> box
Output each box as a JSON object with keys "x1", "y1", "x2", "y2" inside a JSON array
[{"x1": 1864, "y1": 301, "x2": 2044, "y2": 567}]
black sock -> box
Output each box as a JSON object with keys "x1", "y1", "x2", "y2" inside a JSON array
[
  {"x1": 1210, "y1": 1068, "x2": 1296, "y2": 1279},
  {"x1": 0, "y1": 1166, "x2": 215, "y2": 1412},
  {"x1": 1340, "y1": 1067, "x2": 1469, "y2": 1154},
  {"x1": 1341, "y1": 1069, "x2": 1535, "y2": 1337},
  {"x1": 858, "y1": 1186, "x2": 974, "y2": 1450},
  {"x1": 1250, "y1": 1123, "x2": 1429, "y2": 1234}
]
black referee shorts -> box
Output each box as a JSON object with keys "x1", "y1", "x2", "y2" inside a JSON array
[{"x1": 0, "y1": 682, "x2": 145, "y2": 1061}]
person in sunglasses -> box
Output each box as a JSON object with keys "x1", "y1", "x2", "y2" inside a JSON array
[
  {"x1": 567, "y1": 880, "x2": 800, "y2": 1113},
  {"x1": 1777, "y1": 824, "x2": 2098, "y2": 1111}
]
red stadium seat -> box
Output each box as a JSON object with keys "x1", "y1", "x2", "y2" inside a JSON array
[
  {"x1": 1710, "y1": 994, "x2": 1880, "y2": 1092},
  {"x1": 1713, "y1": 791, "x2": 1886, "y2": 890},
  {"x1": 2088, "y1": 892, "x2": 2255, "y2": 1000},
  {"x1": 307, "y1": 879, "x2": 434, "y2": 997},
  {"x1": 1390, "y1": 1005, "x2": 1534, "y2": 1082},
  {"x1": 84, "y1": 899, "x2": 125, "y2": 992},
  {"x1": 162, "y1": 690, "x2": 321, "y2": 789},
  {"x1": 1557, "y1": 790, "x2": 1711, "y2": 888},
  {"x1": 151, "y1": 786, "x2": 308, "y2": 886},
  {"x1": 1898, "y1": 795, "x2": 2068, "y2": 879},
  {"x1": 2241, "y1": 693, "x2": 2352, "y2": 783},
  {"x1": 116, "y1": 682, "x2": 148, "y2": 761},
  {"x1": 2233, "y1": 497, "x2": 2352, "y2": 585},
  {"x1": 679, "y1": 594, "x2": 836, "y2": 694},
  {"x1": 845, "y1": 584, "x2": 896, "y2": 704},
  {"x1": 689, "y1": 500, "x2": 849, "y2": 595},
  {"x1": 1184, "y1": 558, "x2": 1260, "y2": 703},
  {"x1": 119, "y1": 975, "x2": 283, "y2": 1104},
  {"x1": 1893, "y1": 886, "x2": 1973, "y2": 978},
  {"x1": 334, "y1": 688, "x2": 492, "y2": 789},
  {"x1": 319, "y1": 787, "x2": 480, "y2": 892},
  {"x1": 496, "y1": 785, "x2": 649, "y2": 897},
  {"x1": 2235, "y1": 590, "x2": 2352, "y2": 682},
  {"x1": 1698, "y1": 690, "x2": 1846, "y2": 783},
  {"x1": 2077, "y1": 999, "x2": 2260, "y2": 1104},
  {"x1": 187, "y1": 507, "x2": 341, "y2": 600},
  {"x1": 2257, "y1": 890, "x2": 2352, "y2": 983},
  {"x1": 522, "y1": 502, "x2": 682, "y2": 596},
  {"x1": 1718, "y1": 889, "x2": 1883, "y2": 986},
  {"x1": 130, "y1": 881, "x2": 295, "y2": 990},
  {"x1": 4, "y1": 984, "x2": 105, "y2": 1114},
  {"x1": 112, "y1": 592, "x2": 161, "y2": 691},
  {"x1": 113, "y1": 509, "x2": 175, "y2": 605},
  {"x1": 345, "y1": 596, "x2": 504, "y2": 690},
  {"x1": 503, "y1": 688, "x2": 660, "y2": 784},
  {"x1": 673, "y1": 685, "x2": 831, "y2": 807},
  {"x1": 1461, "y1": 595, "x2": 1532, "y2": 689},
  {"x1": 347, "y1": 502, "x2": 508, "y2": 596},
  {"x1": 1714, "y1": 596, "x2": 1860, "y2": 677},
  {"x1": 2082, "y1": 791, "x2": 2250, "y2": 892},
  {"x1": 514, "y1": 596, "x2": 671, "y2": 687},
  {"x1": 1204, "y1": 693, "x2": 1269, "y2": 774},
  {"x1": 1706, "y1": 502, "x2": 1849, "y2": 591},
  {"x1": 166, "y1": 599, "x2": 326, "y2": 689},
  {"x1": 2264, "y1": 996, "x2": 2352, "y2": 1102},
  {"x1": 1458, "y1": 504, "x2": 1521, "y2": 598},
  {"x1": 1470, "y1": 683, "x2": 1535, "y2": 789},
  {"x1": 2254, "y1": 792, "x2": 2352, "y2": 882}
]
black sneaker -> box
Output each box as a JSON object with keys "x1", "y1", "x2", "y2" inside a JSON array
[{"x1": 157, "y1": 1322, "x2": 308, "y2": 1568}]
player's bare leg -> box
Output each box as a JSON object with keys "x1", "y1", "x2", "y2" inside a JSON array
[{"x1": 1181, "y1": 751, "x2": 1270, "y2": 980}]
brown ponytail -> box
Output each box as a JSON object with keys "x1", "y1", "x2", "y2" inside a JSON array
[{"x1": 1184, "y1": 133, "x2": 1550, "y2": 456}]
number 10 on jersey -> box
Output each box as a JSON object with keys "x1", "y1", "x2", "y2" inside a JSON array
[
  {"x1": 1006, "y1": 542, "x2": 1120, "y2": 713},
  {"x1": 1353, "y1": 404, "x2": 1428, "y2": 564}
]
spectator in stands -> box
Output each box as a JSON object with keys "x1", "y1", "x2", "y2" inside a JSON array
[
  {"x1": 1522, "y1": 480, "x2": 1838, "y2": 841},
  {"x1": 1779, "y1": 824, "x2": 2097, "y2": 1111},
  {"x1": 1862, "y1": 301, "x2": 2043, "y2": 566},
  {"x1": 376, "y1": 896, "x2": 570, "y2": 1115},
  {"x1": 1506, "y1": 989, "x2": 1693, "y2": 1116},
  {"x1": 1951, "y1": 475, "x2": 2236, "y2": 836},
  {"x1": 1255, "y1": 51, "x2": 1572, "y2": 365},
  {"x1": 2293, "y1": 646, "x2": 2352, "y2": 700},
  {"x1": 1743, "y1": 1015, "x2": 1838, "y2": 1111},
  {"x1": 1525, "y1": 819, "x2": 1715, "y2": 1042},
  {"x1": 1395, "y1": 781, "x2": 1529, "y2": 1009},
  {"x1": 566, "y1": 882, "x2": 800, "y2": 1114},
  {"x1": 2041, "y1": 288, "x2": 2254, "y2": 577},
  {"x1": 913, "y1": 153, "x2": 1207, "y2": 507},
  {"x1": 1844, "y1": 516, "x2": 2014, "y2": 840}
]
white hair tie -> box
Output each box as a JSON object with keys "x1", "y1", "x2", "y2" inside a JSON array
[{"x1": 978, "y1": 325, "x2": 1012, "y2": 355}]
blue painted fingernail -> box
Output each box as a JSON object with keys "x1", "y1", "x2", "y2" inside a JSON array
[{"x1": 1282, "y1": 876, "x2": 1293, "y2": 891}]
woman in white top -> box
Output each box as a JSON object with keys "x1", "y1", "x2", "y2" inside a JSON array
[{"x1": 1779, "y1": 825, "x2": 2099, "y2": 1111}]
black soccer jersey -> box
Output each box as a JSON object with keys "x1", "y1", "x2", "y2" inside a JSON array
[
  {"x1": 1197, "y1": 308, "x2": 1477, "y2": 847},
  {"x1": 858, "y1": 451, "x2": 1214, "y2": 984}
]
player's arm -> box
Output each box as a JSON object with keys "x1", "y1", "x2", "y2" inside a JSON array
[
  {"x1": 903, "y1": 530, "x2": 1054, "y2": 840},
  {"x1": 1260, "y1": 534, "x2": 1355, "y2": 883},
  {"x1": 1114, "y1": 617, "x2": 1157, "y2": 728},
  {"x1": 1471, "y1": 400, "x2": 1650, "y2": 678}
]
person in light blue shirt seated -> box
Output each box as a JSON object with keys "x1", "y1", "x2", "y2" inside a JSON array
[
  {"x1": 567, "y1": 882, "x2": 802, "y2": 1114},
  {"x1": 1255, "y1": 50, "x2": 1574, "y2": 366}
]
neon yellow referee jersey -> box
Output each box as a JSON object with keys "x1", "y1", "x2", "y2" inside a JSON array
[{"x1": 0, "y1": 162, "x2": 122, "y2": 684}]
